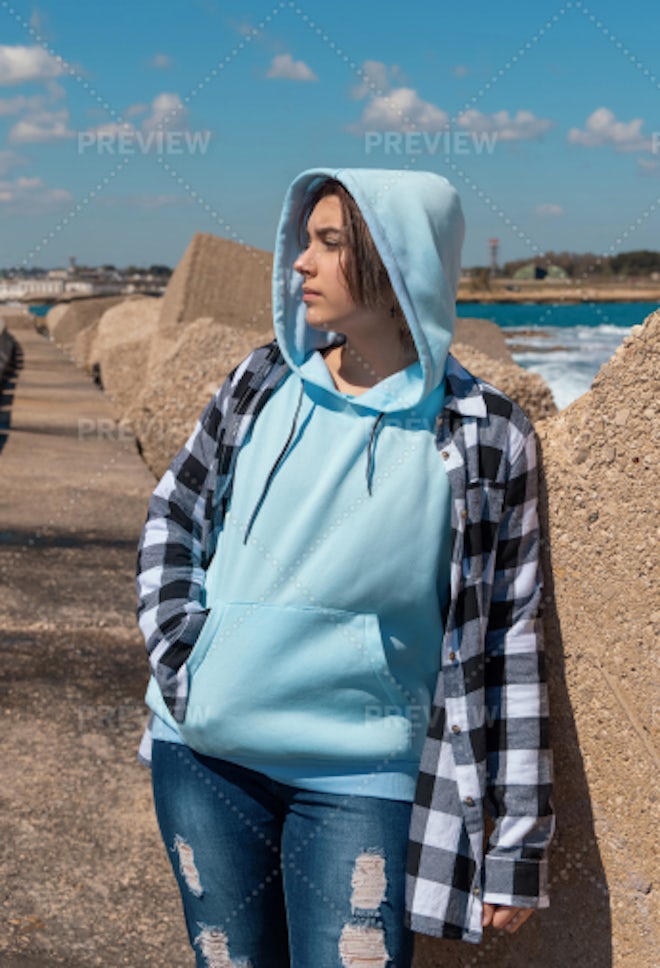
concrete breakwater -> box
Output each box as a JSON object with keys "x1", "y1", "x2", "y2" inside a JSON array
[
  {"x1": 0, "y1": 315, "x2": 16, "y2": 383},
  {"x1": 0, "y1": 230, "x2": 657, "y2": 966}
]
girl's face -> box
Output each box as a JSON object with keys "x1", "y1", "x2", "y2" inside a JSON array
[{"x1": 293, "y1": 194, "x2": 358, "y2": 330}]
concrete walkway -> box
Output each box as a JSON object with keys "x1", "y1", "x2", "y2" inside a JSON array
[{"x1": 0, "y1": 316, "x2": 191, "y2": 966}]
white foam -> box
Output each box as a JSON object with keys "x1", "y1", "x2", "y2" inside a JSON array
[{"x1": 508, "y1": 324, "x2": 632, "y2": 409}]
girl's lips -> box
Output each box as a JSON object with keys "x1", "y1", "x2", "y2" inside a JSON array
[{"x1": 303, "y1": 291, "x2": 321, "y2": 301}]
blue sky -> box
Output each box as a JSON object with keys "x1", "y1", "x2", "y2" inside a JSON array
[{"x1": 0, "y1": 0, "x2": 658, "y2": 270}]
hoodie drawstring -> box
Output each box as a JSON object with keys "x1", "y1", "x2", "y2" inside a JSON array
[
  {"x1": 243, "y1": 383, "x2": 306, "y2": 544},
  {"x1": 365, "y1": 413, "x2": 385, "y2": 495},
  {"x1": 243, "y1": 386, "x2": 386, "y2": 543}
]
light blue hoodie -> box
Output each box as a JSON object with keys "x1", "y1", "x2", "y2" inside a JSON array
[{"x1": 149, "y1": 168, "x2": 465, "y2": 800}]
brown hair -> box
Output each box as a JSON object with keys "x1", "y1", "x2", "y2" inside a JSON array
[{"x1": 296, "y1": 177, "x2": 401, "y2": 315}]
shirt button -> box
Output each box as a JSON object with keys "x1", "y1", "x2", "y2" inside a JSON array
[
  {"x1": 463, "y1": 796, "x2": 475, "y2": 806},
  {"x1": 448, "y1": 651, "x2": 456, "y2": 661},
  {"x1": 441, "y1": 450, "x2": 449, "y2": 459},
  {"x1": 451, "y1": 724, "x2": 461, "y2": 734},
  {"x1": 460, "y1": 509, "x2": 468, "y2": 519},
  {"x1": 473, "y1": 886, "x2": 481, "y2": 896}
]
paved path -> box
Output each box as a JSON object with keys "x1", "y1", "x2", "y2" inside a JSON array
[{"x1": 0, "y1": 317, "x2": 191, "y2": 966}]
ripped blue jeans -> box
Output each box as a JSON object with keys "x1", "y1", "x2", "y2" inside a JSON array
[{"x1": 151, "y1": 740, "x2": 415, "y2": 967}]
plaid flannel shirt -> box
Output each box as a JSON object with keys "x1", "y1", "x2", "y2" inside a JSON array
[{"x1": 136, "y1": 339, "x2": 554, "y2": 943}]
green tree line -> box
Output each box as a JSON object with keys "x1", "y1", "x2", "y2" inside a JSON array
[{"x1": 501, "y1": 250, "x2": 660, "y2": 278}]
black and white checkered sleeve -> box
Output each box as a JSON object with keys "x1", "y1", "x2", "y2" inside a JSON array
[
  {"x1": 482, "y1": 416, "x2": 555, "y2": 907},
  {"x1": 135, "y1": 380, "x2": 229, "y2": 723}
]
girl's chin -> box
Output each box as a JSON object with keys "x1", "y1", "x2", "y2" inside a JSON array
[
  {"x1": 304, "y1": 314, "x2": 332, "y2": 330},
  {"x1": 305, "y1": 310, "x2": 352, "y2": 331}
]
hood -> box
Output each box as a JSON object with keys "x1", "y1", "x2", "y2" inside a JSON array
[
  {"x1": 241, "y1": 168, "x2": 465, "y2": 544},
  {"x1": 272, "y1": 167, "x2": 465, "y2": 412}
]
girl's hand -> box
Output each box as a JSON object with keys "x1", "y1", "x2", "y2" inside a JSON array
[{"x1": 482, "y1": 902, "x2": 534, "y2": 933}]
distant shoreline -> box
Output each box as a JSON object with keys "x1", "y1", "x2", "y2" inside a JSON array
[
  {"x1": 457, "y1": 288, "x2": 660, "y2": 304},
  {"x1": 2, "y1": 287, "x2": 659, "y2": 315}
]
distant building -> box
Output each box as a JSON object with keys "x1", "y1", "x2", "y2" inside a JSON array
[
  {"x1": 0, "y1": 278, "x2": 65, "y2": 299},
  {"x1": 512, "y1": 262, "x2": 568, "y2": 281},
  {"x1": 0, "y1": 262, "x2": 168, "y2": 304},
  {"x1": 64, "y1": 281, "x2": 96, "y2": 294}
]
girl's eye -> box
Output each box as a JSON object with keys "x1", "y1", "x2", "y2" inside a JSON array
[{"x1": 324, "y1": 238, "x2": 341, "y2": 248}]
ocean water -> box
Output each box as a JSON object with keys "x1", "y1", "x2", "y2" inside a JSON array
[
  {"x1": 27, "y1": 303, "x2": 52, "y2": 317},
  {"x1": 456, "y1": 301, "x2": 658, "y2": 410}
]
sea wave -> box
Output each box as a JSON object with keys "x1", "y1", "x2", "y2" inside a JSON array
[
  {"x1": 456, "y1": 300, "x2": 656, "y2": 410},
  {"x1": 507, "y1": 324, "x2": 632, "y2": 409}
]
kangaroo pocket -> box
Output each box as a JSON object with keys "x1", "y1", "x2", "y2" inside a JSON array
[{"x1": 179, "y1": 601, "x2": 413, "y2": 763}]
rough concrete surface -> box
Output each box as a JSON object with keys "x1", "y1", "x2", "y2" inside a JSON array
[
  {"x1": 157, "y1": 231, "x2": 273, "y2": 339},
  {"x1": 46, "y1": 296, "x2": 128, "y2": 349},
  {"x1": 536, "y1": 310, "x2": 658, "y2": 968},
  {"x1": 125, "y1": 314, "x2": 273, "y2": 478},
  {"x1": 88, "y1": 297, "x2": 161, "y2": 415}
]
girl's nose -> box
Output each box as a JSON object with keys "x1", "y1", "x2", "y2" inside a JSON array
[{"x1": 294, "y1": 246, "x2": 315, "y2": 276}]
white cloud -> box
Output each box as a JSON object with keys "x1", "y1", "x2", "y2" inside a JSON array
[
  {"x1": 638, "y1": 157, "x2": 660, "y2": 176},
  {"x1": 234, "y1": 21, "x2": 256, "y2": 37},
  {"x1": 350, "y1": 60, "x2": 391, "y2": 99},
  {"x1": 141, "y1": 92, "x2": 189, "y2": 132},
  {"x1": 266, "y1": 54, "x2": 317, "y2": 82},
  {"x1": 83, "y1": 120, "x2": 135, "y2": 139},
  {"x1": 350, "y1": 63, "x2": 547, "y2": 140},
  {"x1": 149, "y1": 53, "x2": 173, "y2": 70},
  {"x1": 83, "y1": 93, "x2": 190, "y2": 140},
  {"x1": 350, "y1": 86, "x2": 449, "y2": 134},
  {"x1": 458, "y1": 109, "x2": 552, "y2": 141},
  {"x1": 0, "y1": 44, "x2": 65, "y2": 85},
  {"x1": 8, "y1": 108, "x2": 74, "y2": 143},
  {"x1": 350, "y1": 60, "x2": 447, "y2": 133},
  {"x1": 0, "y1": 149, "x2": 27, "y2": 176},
  {"x1": 0, "y1": 93, "x2": 35, "y2": 116},
  {"x1": 78, "y1": 93, "x2": 210, "y2": 154},
  {"x1": 567, "y1": 108, "x2": 651, "y2": 152},
  {"x1": 535, "y1": 203, "x2": 564, "y2": 216},
  {"x1": 123, "y1": 102, "x2": 150, "y2": 119},
  {"x1": 29, "y1": 8, "x2": 53, "y2": 38},
  {"x1": 0, "y1": 79, "x2": 65, "y2": 116},
  {"x1": 0, "y1": 174, "x2": 72, "y2": 214},
  {"x1": 1, "y1": 80, "x2": 70, "y2": 143}
]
